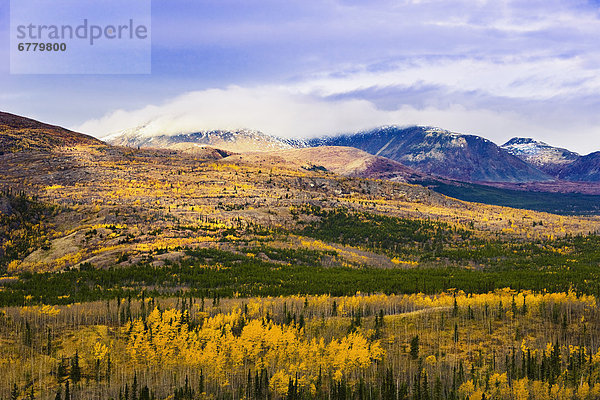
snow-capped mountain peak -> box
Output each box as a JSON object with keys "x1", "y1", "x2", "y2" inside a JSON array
[{"x1": 501, "y1": 137, "x2": 579, "y2": 175}]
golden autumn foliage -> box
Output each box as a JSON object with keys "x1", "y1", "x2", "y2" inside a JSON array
[
  {"x1": 125, "y1": 307, "x2": 383, "y2": 394},
  {"x1": 3, "y1": 143, "x2": 599, "y2": 274},
  {"x1": 2, "y1": 290, "x2": 600, "y2": 399},
  {"x1": 4, "y1": 121, "x2": 600, "y2": 400}
]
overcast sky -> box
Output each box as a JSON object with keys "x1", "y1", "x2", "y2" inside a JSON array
[{"x1": 1, "y1": 0, "x2": 600, "y2": 153}]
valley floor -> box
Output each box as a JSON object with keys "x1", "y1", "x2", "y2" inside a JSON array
[{"x1": 1, "y1": 291, "x2": 600, "y2": 400}]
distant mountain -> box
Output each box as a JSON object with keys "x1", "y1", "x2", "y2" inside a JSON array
[
  {"x1": 226, "y1": 146, "x2": 426, "y2": 182},
  {"x1": 3, "y1": 111, "x2": 600, "y2": 217},
  {"x1": 106, "y1": 127, "x2": 305, "y2": 153},
  {"x1": 557, "y1": 152, "x2": 600, "y2": 182},
  {"x1": 94, "y1": 121, "x2": 600, "y2": 184},
  {"x1": 0, "y1": 111, "x2": 103, "y2": 153},
  {"x1": 310, "y1": 126, "x2": 553, "y2": 183},
  {"x1": 501, "y1": 137, "x2": 579, "y2": 175}
]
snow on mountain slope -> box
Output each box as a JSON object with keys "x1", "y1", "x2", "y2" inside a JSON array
[
  {"x1": 501, "y1": 138, "x2": 579, "y2": 176},
  {"x1": 106, "y1": 126, "x2": 307, "y2": 153},
  {"x1": 311, "y1": 126, "x2": 553, "y2": 183}
]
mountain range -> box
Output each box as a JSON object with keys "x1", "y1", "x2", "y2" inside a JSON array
[
  {"x1": 3, "y1": 111, "x2": 600, "y2": 214},
  {"x1": 309, "y1": 126, "x2": 554, "y2": 183},
  {"x1": 106, "y1": 122, "x2": 600, "y2": 184},
  {"x1": 501, "y1": 138, "x2": 600, "y2": 182}
]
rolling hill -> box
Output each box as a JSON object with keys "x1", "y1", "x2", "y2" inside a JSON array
[
  {"x1": 225, "y1": 146, "x2": 426, "y2": 182},
  {"x1": 0, "y1": 111, "x2": 103, "y2": 153},
  {"x1": 3, "y1": 110, "x2": 600, "y2": 274}
]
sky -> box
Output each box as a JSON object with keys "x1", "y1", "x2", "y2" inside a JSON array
[{"x1": 1, "y1": 0, "x2": 600, "y2": 153}]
